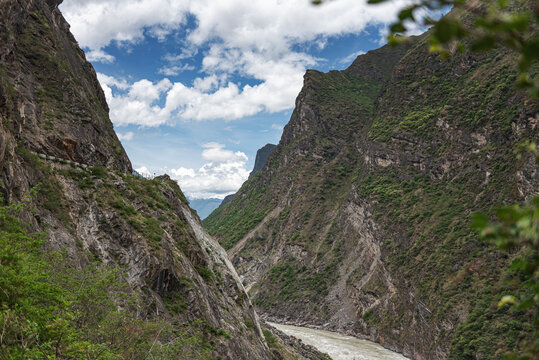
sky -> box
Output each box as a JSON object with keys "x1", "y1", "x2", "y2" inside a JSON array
[{"x1": 59, "y1": 0, "x2": 423, "y2": 201}]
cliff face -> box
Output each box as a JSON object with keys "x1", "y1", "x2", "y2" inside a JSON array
[
  {"x1": 250, "y1": 144, "x2": 277, "y2": 178},
  {"x1": 0, "y1": 1, "x2": 280, "y2": 358},
  {"x1": 204, "y1": 10, "x2": 539, "y2": 360},
  {"x1": 0, "y1": 0, "x2": 131, "y2": 182}
]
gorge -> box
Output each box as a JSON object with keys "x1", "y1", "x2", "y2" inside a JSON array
[{"x1": 0, "y1": 0, "x2": 537, "y2": 359}]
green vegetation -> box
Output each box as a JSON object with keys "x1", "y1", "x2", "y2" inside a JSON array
[
  {"x1": 0, "y1": 194, "x2": 214, "y2": 359},
  {"x1": 17, "y1": 148, "x2": 72, "y2": 228},
  {"x1": 263, "y1": 329, "x2": 278, "y2": 348},
  {"x1": 254, "y1": 260, "x2": 338, "y2": 308},
  {"x1": 196, "y1": 265, "x2": 214, "y2": 283},
  {"x1": 310, "y1": 70, "x2": 381, "y2": 121},
  {"x1": 204, "y1": 184, "x2": 274, "y2": 250},
  {"x1": 468, "y1": 196, "x2": 539, "y2": 359}
]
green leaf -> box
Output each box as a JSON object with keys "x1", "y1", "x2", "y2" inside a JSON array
[
  {"x1": 471, "y1": 212, "x2": 489, "y2": 231},
  {"x1": 390, "y1": 22, "x2": 406, "y2": 33},
  {"x1": 498, "y1": 295, "x2": 516, "y2": 307},
  {"x1": 434, "y1": 18, "x2": 457, "y2": 43},
  {"x1": 398, "y1": 7, "x2": 416, "y2": 21}
]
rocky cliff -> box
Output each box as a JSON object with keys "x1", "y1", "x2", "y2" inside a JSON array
[
  {"x1": 203, "y1": 6, "x2": 539, "y2": 360},
  {"x1": 0, "y1": 1, "x2": 301, "y2": 358},
  {"x1": 250, "y1": 144, "x2": 277, "y2": 178}
]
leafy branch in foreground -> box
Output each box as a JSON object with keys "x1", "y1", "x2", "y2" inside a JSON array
[{"x1": 472, "y1": 196, "x2": 539, "y2": 359}]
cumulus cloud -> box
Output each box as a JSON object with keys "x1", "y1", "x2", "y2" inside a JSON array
[
  {"x1": 60, "y1": 0, "x2": 189, "y2": 50},
  {"x1": 169, "y1": 143, "x2": 250, "y2": 199},
  {"x1": 86, "y1": 49, "x2": 115, "y2": 63},
  {"x1": 135, "y1": 166, "x2": 152, "y2": 178},
  {"x1": 117, "y1": 131, "x2": 134, "y2": 141},
  {"x1": 61, "y1": 0, "x2": 417, "y2": 126},
  {"x1": 97, "y1": 73, "x2": 173, "y2": 127},
  {"x1": 98, "y1": 64, "x2": 305, "y2": 126}
]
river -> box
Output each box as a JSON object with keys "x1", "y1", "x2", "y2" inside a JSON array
[{"x1": 267, "y1": 322, "x2": 409, "y2": 360}]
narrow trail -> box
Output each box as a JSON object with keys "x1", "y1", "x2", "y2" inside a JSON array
[{"x1": 228, "y1": 205, "x2": 283, "y2": 258}]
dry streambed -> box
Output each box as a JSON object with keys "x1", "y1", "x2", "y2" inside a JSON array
[{"x1": 267, "y1": 322, "x2": 409, "y2": 360}]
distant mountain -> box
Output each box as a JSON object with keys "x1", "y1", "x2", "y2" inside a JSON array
[
  {"x1": 188, "y1": 198, "x2": 222, "y2": 219},
  {"x1": 249, "y1": 144, "x2": 277, "y2": 178},
  {"x1": 185, "y1": 145, "x2": 277, "y2": 220},
  {"x1": 212, "y1": 144, "x2": 277, "y2": 211},
  {"x1": 220, "y1": 193, "x2": 236, "y2": 206}
]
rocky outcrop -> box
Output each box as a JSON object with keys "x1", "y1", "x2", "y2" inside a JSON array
[
  {"x1": 204, "y1": 7, "x2": 539, "y2": 360},
  {"x1": 250, "y1": 143, "x2": 277, "y2": 178},
  {"x1": 0, "y1": 0, "x2": 131, "y2": 174}
]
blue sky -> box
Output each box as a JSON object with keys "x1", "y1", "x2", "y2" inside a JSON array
[{"x1": 59, "y1": 0, "x2": 419, "y2": 200}]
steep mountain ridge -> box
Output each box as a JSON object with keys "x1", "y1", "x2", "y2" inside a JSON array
[
  {"x1": 0, "y1": 1, "x2": 303, "y2": 358},
  {"x1": 250, "y1": 144, "x2": 277, "y2": 178},
  {"x1": 204, "y1": 8, "x2": 538, "y2": 360},
  {"x1": 0, "y1": 0, "x2": 131, "y2": 178}
]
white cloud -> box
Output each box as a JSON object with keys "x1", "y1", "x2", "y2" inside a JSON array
[
  {"x1": 97, "y1": 73, "x2": 173, "y2": 127},
  {"x1": 158, "y1": 64, "x2": 195, "y2": 76},
  {"x1": 201, "y1": 142, "x2": 248, "y2": 163},
  {"x1": 60, "y1": 0, "x2": 189, "y2": 51},
  {"x1": 163, "y1": 48, "x2": 199, "y2": 62},
  {"x1": 169, "y1": 143, "x2": 250, "y2": 199},
  {"x1": 339, "y1": 50, "x2": 367, "y2": 65},
  {"x1": 135, "y1": 166, "x2": 152, "y2": 178},
  {"x1": 86, "y1": 49, "x2": 115, "y2": 63},
  {"x1": 117, "y1": 131, "x2": 134, "y2": 141},
  {"x1": 271, "y1": 123, "x2": 284, "y2": 131},
  {"x1": 62, "y1": 0, "x2": 418, "y2": 125}
]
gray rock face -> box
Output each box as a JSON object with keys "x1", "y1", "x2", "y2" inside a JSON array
[
  {"x1": 0, "y1": 0, "x2": 131, "y2": 173},
  {"x1": 250, "y1": 143, "x2": 277, "y2": 178}
]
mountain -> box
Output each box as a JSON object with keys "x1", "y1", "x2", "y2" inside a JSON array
[
  {"x1": 188, "y1": 198, "x2": 222, "y2": 219},
  {"x1": 186, "y1": 145, "x2": 277, "y2": 218},
  {"x1": 220, "y1": 193, "x2": 235, "y2": 206},
  {"x1": 203, "y1": 5, "x2": 539, "y2": 360},
  {"x1": 0, "y1": 1, "x2": 314, "y2": 358},
  {"x1": 250, "y1": 144, "x2": 277, "y2": 178},
  {"x1": 216, "y1": 143, "x2": 277, "y2": 210}
]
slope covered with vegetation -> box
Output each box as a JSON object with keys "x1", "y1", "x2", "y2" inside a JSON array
[{"x1": 204, "y1": 4, "x2": 539, "y2": 359}]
